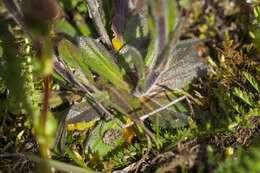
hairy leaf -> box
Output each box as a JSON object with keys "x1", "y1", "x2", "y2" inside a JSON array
[
  {"x1": 144, "y1": 14, "x2": 160, "y2": 67},
  {"x1": 86, "y1": 0, "x2": 111, "y2": 46},
  {"x1": 142, "y1": 40, "x2": 207, "y2": 95},
  {"x1": 85, "y1": 119, "x2": 125, "y2": 158}
]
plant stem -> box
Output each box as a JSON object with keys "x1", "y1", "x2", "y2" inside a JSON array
[{"x1": 40, "y1": 75, "x2": 51, "y2": 132}]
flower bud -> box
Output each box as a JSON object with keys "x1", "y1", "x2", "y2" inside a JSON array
[{"x1": 21, "y1": 0, "x2": 60, "y2": 24}]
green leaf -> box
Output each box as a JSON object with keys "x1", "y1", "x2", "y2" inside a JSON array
[
  {"x1": 145, "y1": 0, "x2": 178, "y2": 69},
  {"x1": 0, "y1": 44, "x2": 3, "y2": 57},
  {"x1": 123, "y1": 12, "x2": 149, "y2": 44},
  {"x1": 29, "y1": 155, "x2": 98, "y2": 173},
  {"x1": 179, "y1": 0, "x2": 191, "y2": 9},
  {"x1": 73, "y1": 13, "x2": 92, "y2": 36},
  {"x1": 233, "y1": 87, "x2": 254, "y2": 107},
  {"x1": 65, "y1": 147, "x2": 89, "y2": 169},
  {"x1": 214, "y1": 145, "x2": 260, "y2": 173},
  {"x1": 55, "y1": 19, "x2": 77, "y2": 37},
  {"x1": 106, "y1": 85, "x2": 141, "y2": 113},
  {"x1": 119, "y1": 45, "x2": 144, "y2": 87},
  {"x1": 58, "y1": 39, "x2": 94, "y2": 83},
  {"x1": 243, "y1": 71, "x2": 260, "y2": 93},
  {"x1": 85, "y1": 119, "x2": 125, "y2": 158},
  {"x1": 142, "y1": 40, "x2": 207, "y2": 95},
  {"x1": 166, "y1": 0, "x2": 178, "y2": 40},
  {"x1": 78, "y1": 37, "x2": 130, "y2": 91},
  {"x1": 248, "y1": 107, "x2": 260, "y2": 116},
  {"x1": 144, "y1": 14, "x2": 159, "y2": 67}
]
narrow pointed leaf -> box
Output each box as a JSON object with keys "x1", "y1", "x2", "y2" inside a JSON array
[
  {"x1": 145, "y1": 0, "x2": 178, "y2": 68},
  {"x1": 53, "y1": 56, "x2": 89, "y2": 92},
  {"x1": 233, "y1": 87, "x2": 254, "y2": 107},
  {"x1": 58, "y1": 39, "x2": 94, "y2": 83},
  {"x1": 243, "y1": 71, "x2": 260, "y2": 93},
  {"x1": 78, "y1": 37, "x2": 130, "y2": 91},
  {"x1": 119, "y1": 45, "x2": 144, "y2": 87},
  {"x1": 166, "y1": 0, "x2": 178, "y2": 39},
  {"x1": 144, "y1": 15, "x2": 159, "y2": 67},
  {"x1": 86, "y1": 0, "x2": 111, "y2": 46},
  {"x1": 55, "y1": 19, "x2": 77, "y2": 37}
]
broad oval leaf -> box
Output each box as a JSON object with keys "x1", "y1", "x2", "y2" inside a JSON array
[
  {"x1": 85, "y1": 118, "x2": 125, "y2": 158},
  {"x1": 142, "y1": 40, "x2": 208, "y2": 95}
]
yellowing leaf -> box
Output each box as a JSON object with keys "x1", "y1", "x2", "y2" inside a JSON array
[
  {"x1": 67, "y1": 120, "x2": 98, "y2": 131},
  {"x1": 123, "y1": 127, "x2": 135, "y2": 143}
]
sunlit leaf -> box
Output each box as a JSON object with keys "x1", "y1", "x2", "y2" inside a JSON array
[
  {"x1": 67, "y1": 120, "x2": 98, "y2": 131},
  {"x1": 85, "y1": 119, "x2": 125, "y2": 158},
  {"x1": 78, "y1": 37, "x2": 130, "y2": 91},
  {"x1": 55, "y1": 19, "x2": 77, "y2": 37},
  {"x1": 58, "y1": 39, "x2": 94, "y2": 83},
  {"x1": 65, "y1": 147, "x2": 90, "y2": 169},
  {"x1": 243, "y1": 71, "x2": 260, "y2": 93},
  {"x1": 166, "y1": 0, "x2": 178, "y2": 41},
  {"x1": 142, "y1": 40, "x2": 207, "y2": 95},
  {"x1": 73, "y1": 13, "x2": 92, "y2": 36},
  {"x1": 233, "y1": 87, "x2": 254, "y2": 107}
]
